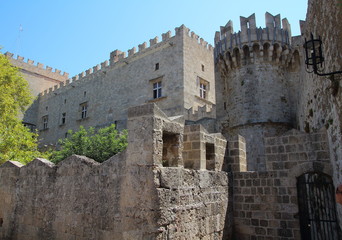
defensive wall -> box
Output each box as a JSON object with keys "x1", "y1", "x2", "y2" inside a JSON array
[
  {"x1": 228, "y1": 128, "x2": 339, "y2": 239},
  {"x1": 297, "y1": 0, "x2": 342, "y2": 227},
  {"x1": 0, "y1": 103, "x2": 229, "y2": 240},
  {"x1": 215, "y1": 12, "x2": 302, "y2": 171},
  {"x1": 1, "y1": 103, "x2": 340, "y2": 239},
  {"x1": 33, "y1": 25, "x2": 216, "y2": 145}
]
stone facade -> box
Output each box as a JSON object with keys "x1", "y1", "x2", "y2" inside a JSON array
[
  {"x1": 1, "y1": 0, "x2": 342, "y2": 238},
  {"x1": 230, "y1": 129, "x2": 336, "y2": 239},
  {"x1": 4, "y1": 52, "x2": 69, "y2": 129},
  {"x1": 8, "y1": 25, "x2": 215, "y2": 146},
  {"x1": 215, "y1": 12, "x2": 302, "y2": 171},
  {"x1": 0, "y1": 104, "x2": 228, "y2": 240},
  {"x1": 297, "y1": 0, "x2": 342, "y2": 225}
]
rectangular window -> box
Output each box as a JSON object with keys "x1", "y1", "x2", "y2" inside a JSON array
[
  {"x1": 155, "y1": 63, "x2": 159, "y2": 70},
  {"x1": 42, "y1": 115, "x2": 48, "y2": 130},
  {"x1": 200, "y1": 83, "x2": 207, "y2": 99},
  {"x1": 80, "y1": 103, "x2": 88, "y2": 119},
  {"x1": 153, "y1": 81, "x2": 162, "y2": 99},
  {"x1": 81, "y1": 105, "x2": 87, "y2": 119},
  {"x1": 61, "y1": 113, "x2": 66, "y2": 124}
]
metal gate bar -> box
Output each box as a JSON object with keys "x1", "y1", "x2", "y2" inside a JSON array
[{"x1": 297, "y1": 172, "x2": 341, "y2": 240}]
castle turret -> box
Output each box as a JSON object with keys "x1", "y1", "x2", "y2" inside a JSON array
[{"x1": 215, "y1": 13, "x2": 301, "y2": 171}]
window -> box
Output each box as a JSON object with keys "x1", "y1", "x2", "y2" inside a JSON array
[
  {"x1": 201, "y1": 64, "x2": 205, "y2": 72},
  {"x1": 155, "y1": 63, "x2": 159, "y2": 70},
  {"x1": 65, "y1": 132, "x2": 68, "y2": 138},
  {"x1": 45, "y1": 106, "x2": 48, "y2": 111},
  {"x1": 64, "y1": 99, "x2": 67, "y2": 104},
  {"x1": 200, "y1": 82, "x2": 207, "y2": 99},
  {"x1": 23, "y1": 122, "x2": 36, "y2": 132},
  {"x1": 42, "y1": 115, "x2": 48, "y2": 130},
  {"x1": 153, "y1": 81, "x2": 162, "y2": 99},
  {"x1": 84, "y1": 91, "x2": 87, "y2": 97},
  {"x1": 61, "y1": 113, "x2": 66, "y2": 125},
  {"x1": 80, "y1": 103, "x2": 88, "y2": 119}
]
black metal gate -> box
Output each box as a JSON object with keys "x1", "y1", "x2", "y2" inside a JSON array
[{"x1": 297, "y1": 172, "x2": 341, "y2": 240}]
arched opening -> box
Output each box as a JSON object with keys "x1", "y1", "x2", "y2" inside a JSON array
[
  {"x1": 233, "y1": 48, "x2": 241, "y2": 67},
  {"x1": 272, "y1": 43, "x2": 280, "y2": 61},
  {"x1": 263, "y1": 43, "x2": 270, "y2": 61},
  {"x1": 297, "y1": 172, "x2": 340, "y2": 239},
  {"x1": 242, "y1": 45, "x2": 250, "y2": 65},
  {"x1": 252, "y1": 43, "x2": 260, "y2": 59}
]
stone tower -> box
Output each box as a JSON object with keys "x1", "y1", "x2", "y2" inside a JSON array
[{"x1": 215, "y1": 13, "x2": 301, "y2": 171}]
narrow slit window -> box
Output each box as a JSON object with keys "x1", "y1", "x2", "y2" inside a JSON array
[
  {"x1": 61, "y1": 113, "x2": 66, "y2": 124},
  {"x1": 155, "y1": 63, "x2": 159, "y2": 70}
]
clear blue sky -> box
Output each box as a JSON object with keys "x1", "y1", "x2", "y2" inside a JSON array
[{"x1": 1, "y1": 0, "x2": 308, "y2": 77}]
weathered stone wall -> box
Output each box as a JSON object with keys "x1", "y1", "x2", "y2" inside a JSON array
[
  {"x1": 157, "y1": 168, "x2": 229, "y2": 239},
  {"x1": 215, "y1": 13, "x2": 302, "y2": 171},
  {"x1": 4, "y1": 52, "x2": 68, "y2": 127},
  {"x1": 0, "y1": 103, "x2": 229, "y2": 240},
  {"x1": 231, "y1": 129, "x2": 335, "y2": 239},
  {"x1": 183, "y1": 124, "x2": 226, "y2": 171},
  {"x1": 35, "y1": 25, "x2": 215, "y2": 146},
  {"x1": 298, "y1": 0, "x2": 342, "y2": 226}
]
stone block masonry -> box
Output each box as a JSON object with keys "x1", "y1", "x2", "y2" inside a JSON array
[
  {"x1": 230, "y1": 128, "x2": 337, "y2": 239},
  {"x1": 34, "y1": 24, "x2": 216, "y2": 146},
  {"x1": 0, "y1": 103, "x2": 229, "y2": 240}
]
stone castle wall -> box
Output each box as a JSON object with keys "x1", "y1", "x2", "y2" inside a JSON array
[
  {"x1": 215, "y1": 13, "x2": 302, "y2": 171},
  {"x1": 229, "y1": 129, "x2": 335, "y2": 239},
  {"x1": 297, "y1": 0, "x2": 342, "y2": 226},
  {"x1": 4, "y1": 52, "x2": 69, "y2": 128},
  {"x1": 34, "y1": 25, "x2": 216, "y2": 145},
  {"x1": 0, "y1": 104, "x2": 229, "y2": 240}
]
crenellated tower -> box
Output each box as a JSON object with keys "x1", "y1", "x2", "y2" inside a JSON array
[{"x1": 215, "y1": 12, "x2": 302, "y2": 171}]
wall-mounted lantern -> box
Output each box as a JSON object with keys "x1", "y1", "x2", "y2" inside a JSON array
[{"x1": 304, "y1": 33, "x2": 342, "y2": 76}]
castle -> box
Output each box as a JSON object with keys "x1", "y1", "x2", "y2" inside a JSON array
[{"x1": 1, "y1": 0, "x2": 342, "y2": 238}]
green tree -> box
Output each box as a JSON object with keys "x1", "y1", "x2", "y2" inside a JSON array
[
  {"x1": 0, "y1": 52, "x2": 42, "y2": 165},
  {"x1": 50, "y1": 124, "x2": 128, "y2": 163}
]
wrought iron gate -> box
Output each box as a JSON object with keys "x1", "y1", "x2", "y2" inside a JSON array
[{"x1": 297, "y1": 172, "x2": 341, "y2": 240}]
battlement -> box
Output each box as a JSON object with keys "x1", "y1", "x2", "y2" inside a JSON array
[
  {"x1": 39, "y1": 25, "x2": 213, "y2": 98},
  {"x1": 215, "y1": 13, "x2": 301, "y2": 70},
  {"x1": 186, "y1": 104, "x2": 216, "y2": 121},
  {"x1": 4, "y1": 52, "x2": 69, "y2": 81},
  {"x1": 109, "y1": 24, "x2": 213, "y2": 64},
  {"x1": 214, "y1": 12, "x2": 294, "y2": 61}
]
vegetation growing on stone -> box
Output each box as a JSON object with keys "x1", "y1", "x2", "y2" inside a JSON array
[
  {"x1": 0, "y1": 53, "x2": 44, "y2": 165},
  {"x1": 50, "y1": 124, "x2": 128, "y2": 163}
]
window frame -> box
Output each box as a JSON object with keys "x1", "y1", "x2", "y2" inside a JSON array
[
  {"x1": 42, "y1": 115, "x2": 49, "y2": 130},
  {"x1": 79, "y1": 102, "x2": 88, "y2": 120},
  {"x1": 200, "y1": 82, "x2": 207, "y2": 99},
  {"x1": 153, "y1": 81, "x2": 162, "y2": 99}
]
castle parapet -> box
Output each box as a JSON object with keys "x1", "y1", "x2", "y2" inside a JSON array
[
  {"x1": 215, "y1": 12, "x2": 301, "y2": 70},
  {"x1": 39, "y1": 24, "x2": 213, "y2": 98},
  {"x1": 4, "y1": 52, "x2": 69, "y2": 81}
]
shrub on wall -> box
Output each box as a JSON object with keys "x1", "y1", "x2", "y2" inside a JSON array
[{"x1": 50, "y1": 124, "x2": 128, "y2": 163}]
